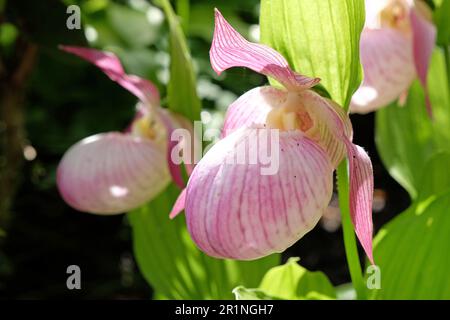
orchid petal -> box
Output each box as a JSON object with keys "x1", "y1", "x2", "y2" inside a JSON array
[
  {"x1": 410, "y1": 7, "x2": 436, "y2": 117},
  {"x1": 350, "y1": 28, "x2": 416, "y2": 113},
  {"x1": 167, "y1": 111, "x2": 198, "y2": 176},
  {"x1": 364, "y1": 0, "x2": 390, "y2": 29},
  {"x1": 222, "y1": 86, "x2": 287, "y2": 137},
  {"x1": 169, "y1": 188, "x2": 186, "y2": 219},
  {"x1": 157, "y1": 109, "x2": 198, "y2": 187},
  {"x1": 222, "y1": 87, "x2": 352, "y2": 169},
  {"x1": 60, "y1": 46, "x2": 160, "y2": 107},
  {"x1": 57, "y1": 132, "x2": 170, "y2": 214},
  {"x1": 312, "y1": 97, "x2": 374, "y2": 261},
  {"x1": 185, "y1": 127, "x2": 333, "y2": 260},
  {"x1": 157, "y1": 109, "x2": 185, "y2": 188},
  {"x1": 210, "y1": 9, "x2": 320, "y2": 91}
]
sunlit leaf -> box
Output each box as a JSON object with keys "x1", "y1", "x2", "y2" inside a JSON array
[
  {"x1": 233, "y1": 286, "x2": 281, "y2": 300},
  {"x1": 370, "y1": 154, "x2": 450, "y2": 299},
  {"x1": 375, "y1": 50, "x2": 450, "y2": 198},
  {"x1": 232, "y1": 258, "x2": 335, "y2": 300},
  {"x1": 260, "y1": 0, "x2": 365, "y2": 108},
  {"x1": 417, "y1": 152, "x2": 450, "y2": 202}
]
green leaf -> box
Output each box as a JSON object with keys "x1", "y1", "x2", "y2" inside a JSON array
[
  {"x1": 434, "y1": 0, "x2": 450, "y2": 46},
  {"x1": 417, "y1": 152, "x2": 450, "y2": 203},
  {"x1": 368, "y1": 152, "x2": 450, "y2": 299},
  {"x1": 260, "y1": 0, "x2": 365, "y2": 108},
  {"x1": 159, "y1": 0, "x2": 201, "y2": 121},
  {"x1": 6, "y1": 0, "x2": 87, "y2": 47},
  {"x1": 129, "y1": 184, "x2": 280, "y2": 299},
  {"x1": 233, "y1": 286, "x2": 281, "y2": 300},
  {"x1": 335, "y1": 283, "x2": 357, "y2": 300},
  {"x1": 375, "y1": 49, "x2": 450, "y2": 199},
  {"x1": 258, "y1": 258, "x2": 336, "y2": 300},
  {"x1": 370, "y1": 190, "x2": 450, "y2": 299}
]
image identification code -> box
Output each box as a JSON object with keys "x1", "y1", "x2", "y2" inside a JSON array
[{"x1": 175, "y1": 304, "x2": 274, "y2": 317}]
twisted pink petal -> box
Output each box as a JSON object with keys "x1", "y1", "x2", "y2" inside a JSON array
[
  {"x1": 157, "y1": 109, "x2": 186, "y2": 189},
  {"x1": 169, "y1": 188, "x2": 186, "y2": 219},
  {"x1": 210, "y1": 9, "x2": 320, "y2": 91},
  {"x1": 346, "y1": 143, "x2": 374, "y2": 264},
  {"x1": 313, "y1": 98, "x2": 374, "y2": 263},
  {"x1": 60, "y1": 46, "x2": 160, "y2": 107}
]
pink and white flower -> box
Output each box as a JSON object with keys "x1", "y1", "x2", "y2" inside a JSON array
[
  {"x1": 351, "y1": 0, "x2": 436, "y2": 114},
  {"x1": 171, "y1": 10, "x2": 375, "y2": 263},
  {"x1": 57, "y1": 46, "x2": 191, "y2": 215}
]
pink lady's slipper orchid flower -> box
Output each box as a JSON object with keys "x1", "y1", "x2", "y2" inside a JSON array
[
  {"x1": 57, "y1": 46, "x2": 191, "y2": 215},
  {"x1": 351, "y1": 0, "x2": 436, "y2": 115},
  {"x1": 170, "y1": 10, "x2": 374, "y2": 263}
]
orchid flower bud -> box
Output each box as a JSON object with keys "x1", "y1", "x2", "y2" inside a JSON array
[
  {"x1": 171, "y1": 10, "x2": 374, "y2": 263},
  {"x1": 351, "y1": 0, "x2": 436, "y2": 115},
  {"x1": 57, "y1": 47, "x2": 190, "y2": 214}
]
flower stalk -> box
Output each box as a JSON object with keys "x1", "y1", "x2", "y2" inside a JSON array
[{"x1": 444, "y1": 45, "x2": 450, "y2": 92}]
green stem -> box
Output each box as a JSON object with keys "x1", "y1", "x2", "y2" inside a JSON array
[
  {"x1": 176, "y1": 0, "x2": 190, "y2": 33},
  {"x1": 337, "y1": 160, "x2": 366, "y2": 300},
  {"x1": 443, "y1": 45, "x2": 450, "y2": 93}
]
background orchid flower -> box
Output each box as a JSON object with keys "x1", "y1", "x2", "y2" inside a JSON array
[
  {"x1": 351, "y1": 0, "x2": 436, "y2": 114},
  {"x1": 57, "y1": 46, "x2": 190, "y2": 215},
  {"x1": 171, "y1": 10, "x2": 374, "y2": 263}
]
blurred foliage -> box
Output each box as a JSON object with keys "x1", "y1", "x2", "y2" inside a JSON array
[
  {"x1": 434, "y1": 0, "x2": 450, "y2": 46},
  {"x1": 376, "y1": 50, "x2": 450, "y2": 199},
  {"x1": 5, "y1": 0, "x2": 87, "y2": 47},
  {"x1": 370, "y1": 153, "x2": 450, "y2": 299}
]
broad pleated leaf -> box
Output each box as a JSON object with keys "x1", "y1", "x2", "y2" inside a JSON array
[
  {"x1": 233, "y1": 258, "x2": 335, "y2": 300},
  {"x1": 375, "y1": 50, "x2": 450, "y2": 198},
  {"x1": 129, "y1": 184, "x2": 279, "y2": 299},
  {"x1": 416, "y1": 152, "x2": 450, "y2": 202},
  {"x1": 369, "y1": 154, "x2": 450, "y2": 299},
  {"x1": 260, "y1": 0, "x2": 365, "y2": 108}
]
